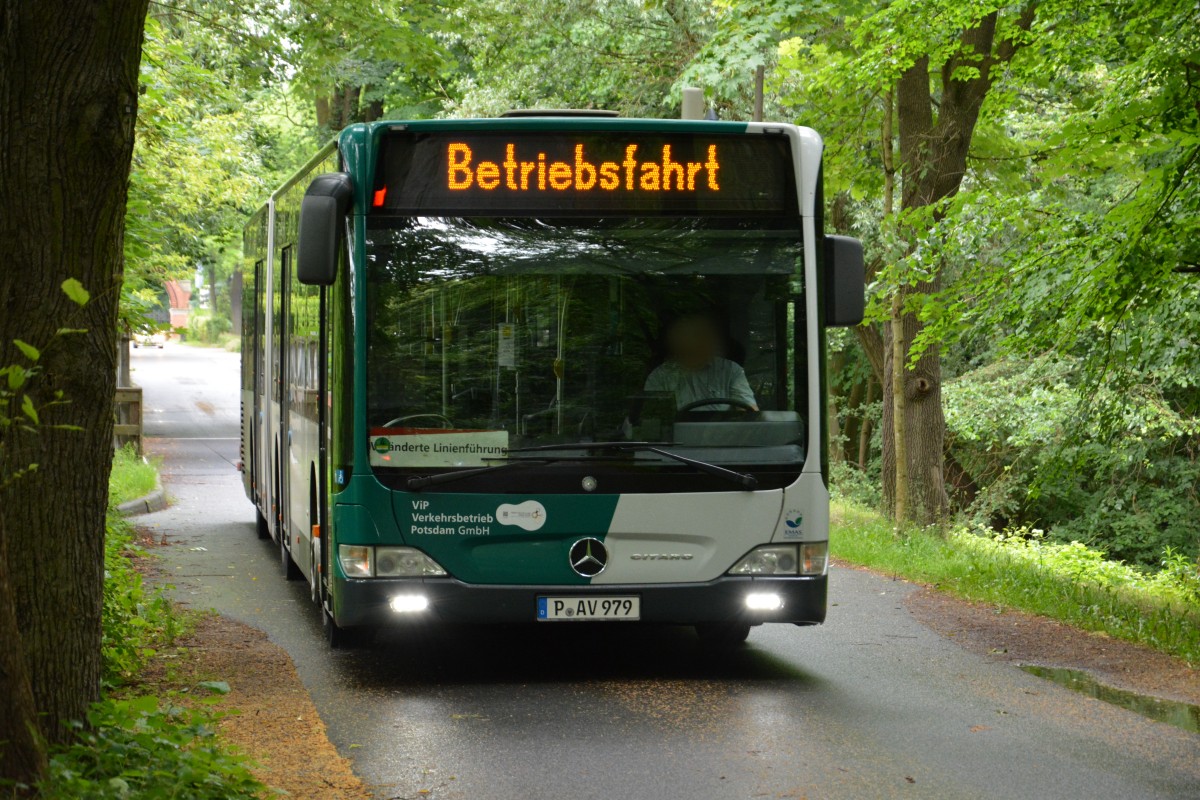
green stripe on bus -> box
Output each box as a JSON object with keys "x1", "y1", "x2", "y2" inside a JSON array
[{"x1": 394, "y1": 493, "x2": 619, "y2": 585}]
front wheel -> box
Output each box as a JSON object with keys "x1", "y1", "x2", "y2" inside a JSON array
[
  {"x1": 695, "y1": 622, "x2": 751, "y2": 649},
  {"x1": 255, "y1": 509, "x2": 270, "y2": 540}
]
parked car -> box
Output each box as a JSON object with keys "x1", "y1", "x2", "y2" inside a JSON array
[{"x1": 133, "y1": 331, "x2": 166, "y2": 349}]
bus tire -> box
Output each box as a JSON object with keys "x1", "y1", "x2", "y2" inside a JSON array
[
  {"x1": 695, "y1": 622, "x2": 751, "y2": 648},
  {"x1": 255, "y1": 509, "x2": 270, "y2": 540},
  {"x1": 281, "y1": 530, "x2": 302, "y2": 581},
  {"x1": 309, "y1": 479, "x2": 321, "y2": 604}
]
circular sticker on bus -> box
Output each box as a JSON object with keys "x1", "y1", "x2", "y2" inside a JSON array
[{"x1": 497, "y1": 500, "x2": 547, "y2": 531}]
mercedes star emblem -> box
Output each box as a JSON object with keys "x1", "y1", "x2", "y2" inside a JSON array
[{"x1": 569, "y1": 538, "x2": 608, "y2": 578}]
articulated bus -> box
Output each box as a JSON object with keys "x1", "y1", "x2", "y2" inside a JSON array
[{"x1": 241, "y1": 111, "x2": 864, "y2": 647}]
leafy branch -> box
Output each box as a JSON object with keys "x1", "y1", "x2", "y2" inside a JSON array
[{"x1": 0, "y1": 280, "x2": 91, "y2": 492}]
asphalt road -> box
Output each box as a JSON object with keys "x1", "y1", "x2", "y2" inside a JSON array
[{"x1": 133, "y1": 343, "x2": 1200, "y2": 800}]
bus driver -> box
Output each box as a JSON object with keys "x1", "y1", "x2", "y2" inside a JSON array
[{"x1": 644, "y1": 314, "x2": 758, "y2": 412}]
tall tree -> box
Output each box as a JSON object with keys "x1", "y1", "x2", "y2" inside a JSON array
[
  {"x1": 711, "y1": 0, "x2": 1037, "y2": 523},
  {"x1": 0, "y1": 0, "x2": 149, "y2": 785},
  {"x1": 873, "y1": 5, "x2": 1036, "y2": 523}
]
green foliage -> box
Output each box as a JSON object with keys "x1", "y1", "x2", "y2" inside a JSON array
[
  {"x1": 447, "y1": 0, "x2": 714, "y2": 118},
  {"x1": 61, "y1": 277, "x2": 91, "y2": 307},
  {"x1": 832, "y1": 501, "x2": 1200, "y2": 664},
  {"x1": 943, "y1": 357, "x2": 1199, "y2": 566},
  {"x1": 186, "y1": 312, "x2": 233, "y2": 345},
  {"x1": 108, "y1": 445, "x2": 159, "y2": 508},
  {"x1": 906, "y1": 0, "x2": 1200, "y2": 392},
  {"x1": 123, "y1": 4, "x2": 301, "y2": 334},
  {"x1": 104, "y1": 439, "x2": 174, "y2": 685},
  {"x1": 39, "y1": 696, "x2": 263, "y2": 800},
  {"x1": 1, "y1": 283, "x2": 91, "y2": 489},
  {"x1": 101, "y1": 515, "x2": 178, "y2": 687},
  {"x1": 33, "y1": 460, "x2": 263, "y2": 799},
  {"x1": 13, "y1": 339, "x2": 40, "y2": 362},
  {"x1": 829, "y1": 460, "x2": 882, "y2": 510}
]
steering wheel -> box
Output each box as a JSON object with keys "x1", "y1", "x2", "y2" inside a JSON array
[
  {"x1": 382, "y1": 413, "x2": 455, "y2": 429},
  {"x1": 677, "y1": 397, "x2": 757, "y2": 413}
]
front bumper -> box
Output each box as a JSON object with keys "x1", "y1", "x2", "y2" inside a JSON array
[{"x1": 332, "y1": 574, "x2": 826, "y2": 628}]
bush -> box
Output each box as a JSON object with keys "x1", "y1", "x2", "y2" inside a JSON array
[
  {"x1": 41, "y1": 696, "x2": 263, "y2": 799},
  {"x1": 944, "y1": 357, "x2": 1200, "y2": 566},
  {"x1": 186, "y1": 312, "x2": 233, "y2": 344},
  {"x1": 204, "y1": 314, "x2": 232, "y2": 341},
  {"x1": 829, "y1": 460, "x2": 882, "y2": 509},
  {"x1": 102, "y1": 515, "x2": 178, "y2": 686}
]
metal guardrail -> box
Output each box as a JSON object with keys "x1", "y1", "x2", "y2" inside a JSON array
[{"x1": 114, "y1": 386, "x2": 143, "y2": 456}]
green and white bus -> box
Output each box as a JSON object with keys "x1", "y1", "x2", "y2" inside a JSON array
[{"x1": 241, "y1": 111, "x2": 863, "y2": 647}]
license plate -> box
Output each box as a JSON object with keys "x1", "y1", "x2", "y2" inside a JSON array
[{"x1": 537, "y1": 595, "x2": 640, "y2": 621}]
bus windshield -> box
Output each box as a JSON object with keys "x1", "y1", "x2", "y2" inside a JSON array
[{"x1": 365, "y1": 216, "x2": 805, "y2": 477}]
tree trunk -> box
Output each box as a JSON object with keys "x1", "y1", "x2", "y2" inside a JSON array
[
  {"x1": 841, "y1": 373, "x2": 865, "y2": 463},
  {"x1": 315, "y1": 93, "x2": 331, "y2": 128},
  {"x1": 888, "y1": 293, "x2": 909, "y2": 520},
  {"x1": 0, "y1": 0, "x2": 149, "y2": 783},
  {"x1": 0, "y1": 536, "x2": 42, "y2": 785},
  {"x1": 827, "y1": 349, "x2": 846, "y2": 464},
  {"x1": 316, "y1": 84, "x2": 377, "y2": 134},
  {"x1": 857, "y1": 376, "x2": 874, "y2": 470},
  {"x1": 878, "y1": 6, "x2": 1035, "y2": 523}
]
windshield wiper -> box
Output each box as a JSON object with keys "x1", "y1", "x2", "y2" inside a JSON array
[
  {"x1": 407, "y1": 458, "x2": 552, "y2": 490},
  {"x1": 632, "y1": 445, "x2": 759, "y2": 490},
  {"x1": 506, "y1": 442, "x2": 759, "y2": 490}
]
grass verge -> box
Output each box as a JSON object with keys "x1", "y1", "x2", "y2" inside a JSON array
[
  {"x1": 831, "y1": 500, "x2": 1200, "y2": 665},
  {"x1": 108, "y1": 444, "x2": 159, "y2": 507}
]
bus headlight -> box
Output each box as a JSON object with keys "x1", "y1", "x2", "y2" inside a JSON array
[
  {"x1": 338, "y1": 545, "x2": 448, "y2": 578},
  {"x1": 339, "y1": 545, "x2": 372, "y2": 577},
  {"x1": 729, "y1": 545, "x2": 798, "y2": 575},
  {"x1": 376, "y1": 547, "x2": 447, "y2": 577},
  {"x1": 728, "y1": 543, "x2": 828, "y2": 576}
]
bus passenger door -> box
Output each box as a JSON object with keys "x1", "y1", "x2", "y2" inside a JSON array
[
  {"x1": 285, "y1": 269, "x2": 322, "y2": 584},
  {"x1": 253, "y1": 258, "x2": 266, "y2": 511},
  {"x1": 274, "y1": 246, "x2": 291, "y2": 544}
]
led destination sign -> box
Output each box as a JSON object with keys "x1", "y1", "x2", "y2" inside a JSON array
[
  {"x1": 372, "y1": 131, "x2": 797, "y2": 216},
  {"x1": 446, "y1": 142, "x2": 723, "y2": 193}
]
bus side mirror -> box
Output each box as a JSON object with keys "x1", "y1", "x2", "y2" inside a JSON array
[
  {"x1": 824, "y1": 234, "x2": 865, "y2": 327},
  {"x1": 297, "y1": 172, "x2": 354, "y2": 286}
]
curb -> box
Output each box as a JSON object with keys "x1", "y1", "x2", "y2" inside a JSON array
[{"x1": 117, "y1": 481, "x2": 169, "y2": 516}]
